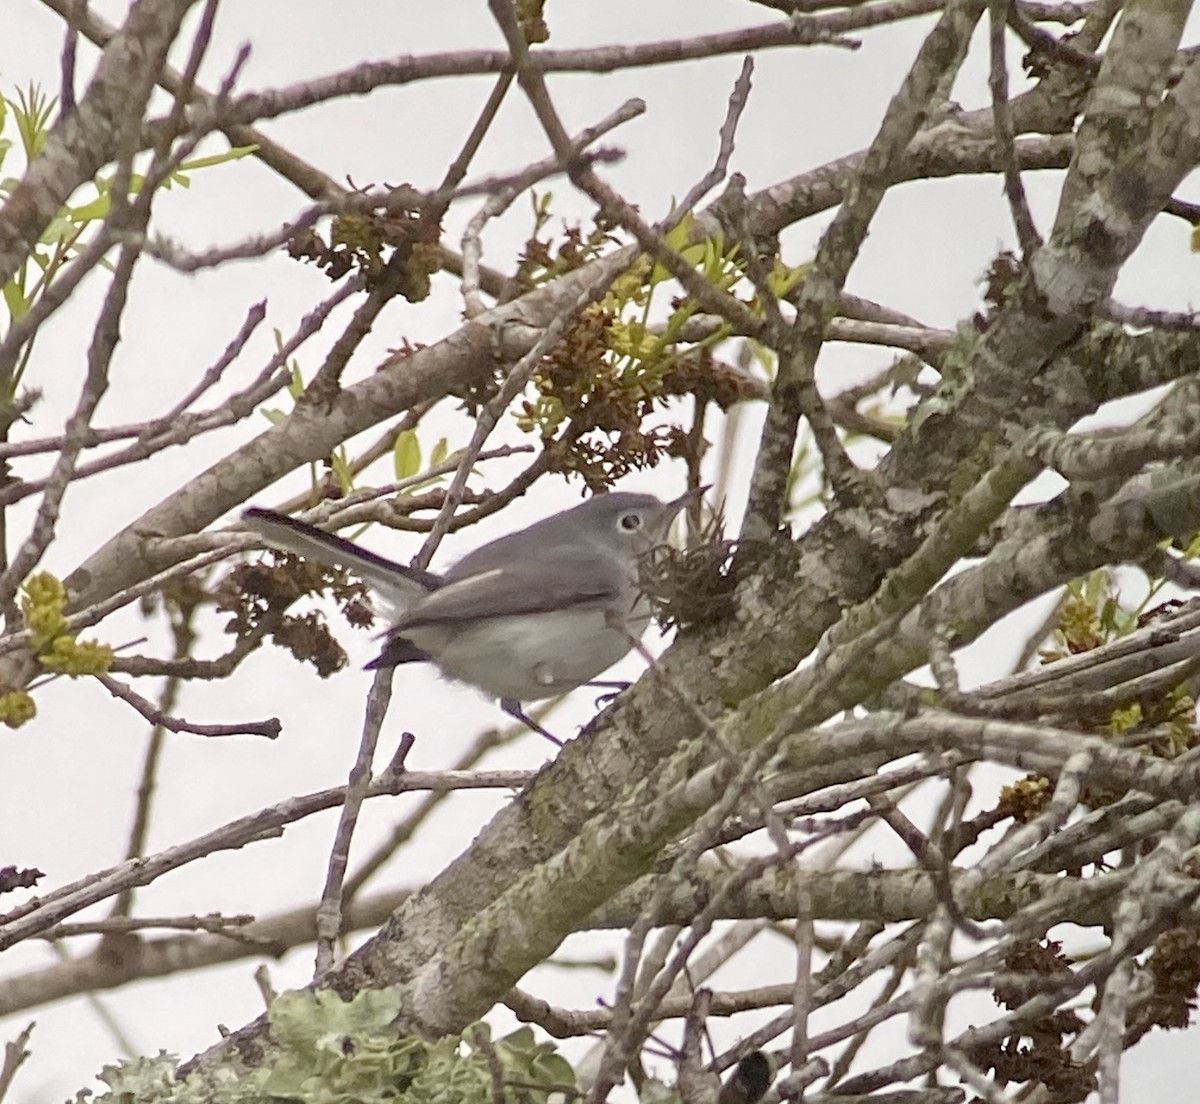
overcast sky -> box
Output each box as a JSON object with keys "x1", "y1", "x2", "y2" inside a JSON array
[{"x1": 2, "y1": 2, "x2": 1198, "y2": 1100}]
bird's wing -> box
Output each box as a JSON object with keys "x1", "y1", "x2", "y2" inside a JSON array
[
  {"x1": 241, "y1": 507, "x2": 439, "y2": 600},
  {"x1": 445, "y1": 519, "x2": 575, "y2": 579},
  {"x1": 398, "y1": 548, "x2": 628, "y2": 627}
]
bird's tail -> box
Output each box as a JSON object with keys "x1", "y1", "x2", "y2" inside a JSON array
[{"x1": 241, "y1": 507, "x2": 439, "y2": 604}]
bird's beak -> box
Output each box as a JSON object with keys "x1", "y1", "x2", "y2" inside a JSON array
[{"x1": 667, "y1": 485, "x2": 709, "y2": 516}]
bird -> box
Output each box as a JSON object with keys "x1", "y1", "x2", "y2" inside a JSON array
[{"x1": 241, "y1": 490, "x2": 698, "y2": 741}]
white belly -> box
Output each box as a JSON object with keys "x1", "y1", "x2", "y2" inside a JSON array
[{"x1": 405, "y1": 606, "x2": 651, "y2": 702}]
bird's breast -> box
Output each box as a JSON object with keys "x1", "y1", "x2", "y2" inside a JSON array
[{"x1": 404, "y1": 603, "x2": 652, "y2": 702}]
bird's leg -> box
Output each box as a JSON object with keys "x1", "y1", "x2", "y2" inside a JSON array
[
  {"x1": 500, "y1": 698, "x2": 563, "y2": 747},
  {"x1": 587, "y1": 680, "x2": 631, "y2": 709}
]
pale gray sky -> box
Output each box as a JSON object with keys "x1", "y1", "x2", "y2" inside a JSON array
[{"x1": 1, "y1": 2, "x2": 1197, "y2": 1100}]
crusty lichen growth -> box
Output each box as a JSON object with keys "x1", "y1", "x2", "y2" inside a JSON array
[{"x1": 76, "y1": 990, "x2": 577, "y2": 1104}]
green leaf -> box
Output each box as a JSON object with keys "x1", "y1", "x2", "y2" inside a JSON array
[
  {"x1": 648, "y1": 214, "x2": 696, "y2": 288},
  {"x1": 648, "y1": 257, "x2": 673, "y2": 287},
  {"x1": 393, "y1": 429, "x2": 422, "y2": 479},
  {"x1": 429, "y1": 436, "x2": 449, "y2": 468},
  {"x1": 260, "y1": 407, "x2": 286, "y2": 425},
  {"x1": 747, "y1": 338, "x2": 777, "y2": 381},
  {"x1": 177, "y1": 144, "x2": 259, "y2": 171},
  {"x1": 66, "y1": 192, "x2": 112, "y2": 224},
  {"x1": 330, "y1": 447, "x2": 354, "y2": 493},
  {"x1": 663, "y1": 211, "x2": 694, "y2": 252},
  {"x1": 529, "y1": 188, "x2": 553, "y2": 233},
  {"x1": 40, "y1": 211, "x2": 81, "y2": 245},
  {"x1": 10, "y1": 85, "x2": 57, "y2": 160},
  {"x1": 3, "y1": 278, "x2": 30, "y2": 322},
  {"x1": 767, "y1": 258, "x2": 810, "y2": 297},
  {"x1": 288, "y1": 360, "x2": 305, "y2": 398}
]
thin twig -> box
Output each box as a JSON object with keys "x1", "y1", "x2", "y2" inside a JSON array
[
  {"x1": 39, "y1": 913, "x2": 257, "y2": 940},
  {"x1": 343, "y1": 712, "x2": 533, "y2": 900},
  {"x1": 0, "y1": 233, "x2": 142, "y2": 612},
  {"x1": 58, "y1": 0, "x2": 80, "y2": 114},
  {"x1": 0, "y1": 766, "x2": 534, "y2": 950},
  {"x1": 412, "y1": 278, "x2": 624, "y2": 570},
  {"x1": 313, "y1": 669, "x2": 393, "y2": 977},
  {"x1": 96, "y1": 674, "x2": 282, "y2": 740},
  {"x1": 989, "y1": 0, "x2": 1041, "y2": 255},
  {"x1": 0, "y1": 1023, "x2": 34, "y2": 1104},
  {"x1": 460, "y1": 100, "x2": 644, "y2": 318},
  {"x1": 673, "y1": 56, "x2": 756, "y2": 219}
]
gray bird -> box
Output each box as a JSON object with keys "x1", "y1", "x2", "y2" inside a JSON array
[{"x1": 241, "y1": 490, "x2": 697, "y2": 740}]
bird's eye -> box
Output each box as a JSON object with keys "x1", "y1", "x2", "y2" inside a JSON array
[{"x1": 619, "y1": 512, "x2": 644, "y2": 531}]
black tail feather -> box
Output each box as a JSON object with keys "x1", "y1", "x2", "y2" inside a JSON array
[{"x1": 365, "y1": 635, "x2": 432, "y2": 670}]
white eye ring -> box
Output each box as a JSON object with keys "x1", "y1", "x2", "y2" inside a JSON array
[{"x1": 619, "y1": 512, "x2": 644, "y2": 531}]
